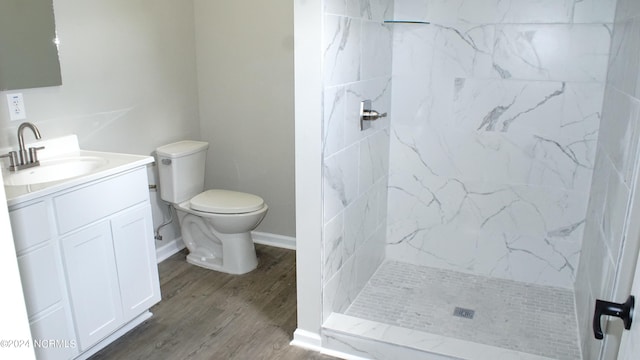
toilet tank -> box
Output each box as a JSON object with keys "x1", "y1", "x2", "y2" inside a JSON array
[{"x1": 156, "y1": 140, "x2": 209, "y2": 204}]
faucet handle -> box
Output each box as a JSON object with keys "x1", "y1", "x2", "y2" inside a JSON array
[
  {"x1": 0, "y1": 151, "x2": 19, "y2": 170},
  {"x1": 28, "y1": 146, "x2": 45, "y2": 164}
]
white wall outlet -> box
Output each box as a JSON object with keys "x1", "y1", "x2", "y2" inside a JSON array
[{"x1": 6, "y1": 93, "x2": 27, "y2": 121}]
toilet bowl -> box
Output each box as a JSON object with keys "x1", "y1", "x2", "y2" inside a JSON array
[{"x1": 156, "y1": 141, "x2": 268, "y2": 274}]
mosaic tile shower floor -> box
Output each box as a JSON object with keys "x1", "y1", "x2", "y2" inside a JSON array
[{"x1": 345, "y1": 261, "x2": 581, "y2": 360}]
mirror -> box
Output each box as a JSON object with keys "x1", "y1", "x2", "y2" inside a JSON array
[{"x1": 0, "y1": 0, "x2": 62, "y2": 91}]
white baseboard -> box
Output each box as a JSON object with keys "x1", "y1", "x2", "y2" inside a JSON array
[
  {"x1": 290, "y1": 329, "x2": 361, "y2": 360},
  {"x1": 155, "y1": 237, "x2": 185, "y2": 263},
  {"x1": 155, "y1": 232, "x2": 294, "y2": 264},
  {"x1": 252, "y1": 231, "x2": 296, "y2": 250},
  {"x1": 290, "y1": 329, "x2": 322, "y2": 350}
]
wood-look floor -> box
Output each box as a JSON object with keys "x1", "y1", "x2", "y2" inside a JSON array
[{"x1": 90, "y1": 245, "x2": 336, "y2": 360}]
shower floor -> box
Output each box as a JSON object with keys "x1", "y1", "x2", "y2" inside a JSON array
[{"x1": 344, "y1": 261, "x2": 581, "y2": 360}]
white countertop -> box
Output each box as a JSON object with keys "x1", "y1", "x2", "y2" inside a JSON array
[{"x1": 2, "y1": 135, "x2": 154, "y2": 206}]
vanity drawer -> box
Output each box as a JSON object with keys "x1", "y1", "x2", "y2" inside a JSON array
[
  {"x1": 9, "y1": 200, "x2": 51, "y2": 252},
  {"x1": 17, "y1": 243, "x2": 62, "y2": 316},
  {"x1": 53, "y1": 168, "x2": 149, "y2": 234}
]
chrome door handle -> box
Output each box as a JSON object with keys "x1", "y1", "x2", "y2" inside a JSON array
[{"x1": 593, "y1": 295, "x2": 634, "y2": 339}]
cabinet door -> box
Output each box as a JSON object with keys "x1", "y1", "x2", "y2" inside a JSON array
[
  {"x1": 61, "y1": 222, "x2": 123, "y2": 351},
  {"x1": 111, "y1": 204, "x2": 161, "y2": 322}
]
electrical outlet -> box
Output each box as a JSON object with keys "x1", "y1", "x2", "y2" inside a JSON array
[{"x1": 6, "y1": 93, "x2": 27, "y2": 121}]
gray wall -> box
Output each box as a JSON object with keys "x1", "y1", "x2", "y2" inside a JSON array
[
  {"x1": 0, "y1": 0, "x2": 202, "y2": 248},
  {"x1": 0, "y1": 0, "x2": 297, "y2": 242},
  {"x1": 193, "y1": 1, "x2": 296, "y2": 237}
]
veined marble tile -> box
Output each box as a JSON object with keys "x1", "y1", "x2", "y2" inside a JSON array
[
  {"x1": 389, "y1": 121, "x2": 485, "y2": 182},
  {"x1": 607, "y1": 20, "x2": 640, "y2": 96},
  {"x1": 585, "y1": 146, "x2": 610, "y2": 220},
  {"x1": 384, "y1": 227, "x2": 581, "y2": 288},
  {"x1": 478, "y1": 131, "x2": 596, "y2": 191},
  {"x1": 454, "y1": 78, "x2": 565, "y2": 135},
  {"x1": 403, "y1": 0, "x2": 574, "y2": 24},
  {"x1": 324, "y1": 213, "x2": 346, "y2": 283},
  {"x1": 493, "y1": 24, "x2": 611, "y2": 82},
  {"x1": 482, "y1": 232, "x2": 581, "y2": 288},
  {"x1": 359, "y1": 129, "x2": 390, "y2": 194},
  {"x1": 360, "y1": 0, "x2": 394, "y2": 22},
  {"x1": 324, "y1": 15, "x2": 362, "y2": 86},
  {"x1": 324, "y1": 0, "x2": 361, "y2": 18},
  {"x1": 362, "y1": 21, "x2": 393, "y2": 80},
  {"x1": 323, "y1": 85, "x2": 346, "y2": 158},
  {"x1": 602, "y1": 169, "x2": 631, "y2": 263},
  {"x1": 498, "y1": 0, "x2": 573, "y2": 23},
  {"x1": 345, "y1": 188, "x2": 379, "y2": 250},
  {"x1": 615, "y1": 0, "x2": 640, "y2": 22},
  {"x1": 390, "y1": 74, "x2": 440, "y2": 128},
  {"x1": 391, "y1": 27, "x2": 435, "y2": 77},
  {"x1": 393, "y1": 0, "x2": 429, "y2": 22},
  {"x1": 572, "y1": 0, "x2": 617, "y2": 23},
  {"x1": 324, "y1": 0, "x2": 346, "y2": 16},
  {"x1": 354, "y1": 226, "x2": 386, "y2": 292},
  {"x1": 560, "y1": 82, "x2": 603, "y2": 142},
  {"x1": 599, "y1": 87, "x2": 640, "y2": 184},
  {"x1": 323, "y1": 144, "x2": 359, "y2": 222},
  {"x1": 375, "y1": 177, "x2": 389, "y2": 224},
  {"x1": 385, "y1": 171, "x2": 589, "y2": 285},
  {"x1": 323, "y1": 254, "x2": 358, "y2": 319},
  {"x1": 393, "y1": 23, "x2": 493, "y2": 78}
]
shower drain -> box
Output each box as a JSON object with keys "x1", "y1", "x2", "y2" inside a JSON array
[{"x1": 453, "y1": 307, "x2": 475, "y2": 319}]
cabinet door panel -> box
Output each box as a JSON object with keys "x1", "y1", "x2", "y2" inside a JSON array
[
  {"x1": 61, "y1": 222, "x2": 122, "y2": 351},
  {"x1": 111, "y1": 205, "x2": 161, "y2": 321},
  {"x1": 30, "y1": 306, "x2": 77, "y2": 360}
]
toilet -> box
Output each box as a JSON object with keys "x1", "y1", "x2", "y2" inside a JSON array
[{"x1": 156, "y1": 140, "x2": 268, "y2": 274}]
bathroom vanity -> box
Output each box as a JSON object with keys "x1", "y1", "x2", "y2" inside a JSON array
[{"x1": 4, "y1": 135, "x2": 160, "y2": 360}]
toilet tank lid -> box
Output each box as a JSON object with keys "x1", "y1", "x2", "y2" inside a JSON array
[
  {"x1": 190, "y1": 189, "x2": 265, "y2": 214},
  {"x1": 156, "y1": 140, "x2": 209, "y2": 158}
]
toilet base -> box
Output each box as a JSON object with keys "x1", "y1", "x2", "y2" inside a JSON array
[
  {"x1": 186, "y1": 250, "x2": 258, "y2": 275},
  {"x1": 174, "y1": 202, "x2": 267, "y2": 275}
]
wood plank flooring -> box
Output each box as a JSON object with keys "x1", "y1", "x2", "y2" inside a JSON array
[{"x1": 90, "y1": 245, "x2": 335, "y2": 360}]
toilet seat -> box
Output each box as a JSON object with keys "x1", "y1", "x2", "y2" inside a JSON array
[{"x1": 190, "y1": 189, "x2": 265, "y2": 214}]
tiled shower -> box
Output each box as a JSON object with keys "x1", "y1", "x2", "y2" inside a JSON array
[{"x1": 316, "y1": 0, "x2": 640, "y2": 359}]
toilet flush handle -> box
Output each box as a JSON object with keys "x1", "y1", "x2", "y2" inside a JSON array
[{"x1": 161, "y1": 159, "x2": 172, "y2": 165}]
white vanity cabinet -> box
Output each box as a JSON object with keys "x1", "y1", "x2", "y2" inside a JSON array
[
  {"x1": 9, "y1": 165, "x2": 160, "y2": 359},
  {"x1": 11, "y1": 200, "x2": 77, "y2": 360}
]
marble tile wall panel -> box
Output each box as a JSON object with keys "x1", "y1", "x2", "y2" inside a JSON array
[
  {"x1": 324, "y1": 15, "x2": 362, "y2": 87},
  {"x1": 387, "y1": 0, "x2": 613, "y2": 289},
  {"x1": 493, "y1": 25, "x2": 611, "y2": 82},
  {"x1": 574, "y1": 0, "x2": 640, "y2": 357},
  {"x1": 393, "y1": 0, "x2": 617, "y2": 24},
  {"x1": 321, "y1": 0, "x2": 393, "y2": 320}
]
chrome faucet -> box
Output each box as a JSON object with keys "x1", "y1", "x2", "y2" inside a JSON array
[
  {"x1": 18, "y1": 122, "x2": 41, "y2": 165},
  {"x1": 0, "y1": 122, "x2": 45, "y2": 171}
]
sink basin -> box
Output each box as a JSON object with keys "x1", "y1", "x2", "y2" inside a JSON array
[{"x1": 3, "y1": 156, "x2": 109, "y2": 186}]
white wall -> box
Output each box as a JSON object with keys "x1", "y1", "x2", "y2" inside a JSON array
[
  {"x1": 193, "y1": 1, "x2": 296, "y2": 237},
  {"x1": 575, "y1": 0, "x2": 640, "y2": 357},
  {"x1": 0, "y1": 0, "x2": 202, "y2": 247}
]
